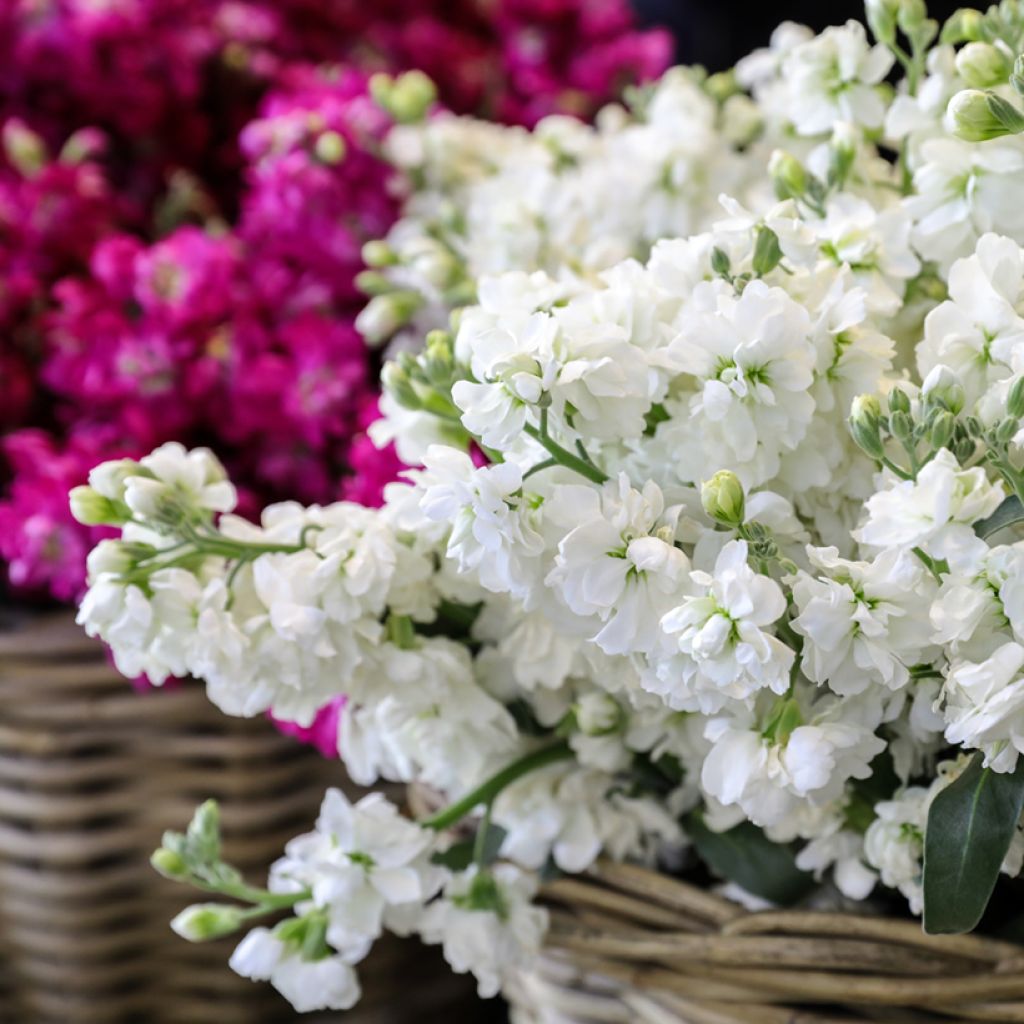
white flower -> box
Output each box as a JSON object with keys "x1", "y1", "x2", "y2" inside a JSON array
[
  {"x1": 781, "y1": 21, "x2": 894, "y2": 136},
  {"x1": 124, "y1": 442, "x2": 236, "y2": 522},
  {"x1": 656, "y1": 540, "x2": 794, "y2": 712},
  {"x1": 854, "y1": 449, "x2": 1004, "y2": 570},
  {"x1": 666, "y1": 279, "x2": 817, "y2": 488},
  {"x1": 863, "y1": 788, "x2": 929, "y2": 915},
  {"x1": 701, "y1": 697, "x2": 886, "y2": 828},
  {"x1": 492, "y1": 764, "x2": 681, "y2": 874},
  {"x1": 269, "y1": 789, "x2": 442, "y2": 962},
  {"x1": 792, "y1": 546, "x2": 935, "y2": 696},
  {"x1": 942, "y1": 642, "x2": 1024, "y2": 772},
  {"x1": 418, "y1": 865, "x2": 548, "y2": 999},
  {"x1": 918, "y1": 233, "x2": 1024, "y2": 405},
  {"x1": 415, "y1": 446, "x2": 546, "y2": 601},
  {"x1": 230, "y1": 927, "x2": 360, "y2": 1013},
  {"x1": 546, "y1": 476, "x2": 691, "y2": 656}
]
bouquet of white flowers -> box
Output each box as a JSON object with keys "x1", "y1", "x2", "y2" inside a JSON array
[{"x1": 69, "y1": 0, "x2": 1024, "y2": 1016}]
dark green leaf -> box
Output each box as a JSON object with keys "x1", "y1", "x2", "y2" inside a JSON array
[
  {"x1": 923, "y1": 753, "x2": 1024, "y2": 934},
  {"x1": 975, "y1": 495, "x2": 1024, "y2": 540},
  {"x1": 431, "y1": 824, "x2": 507, "y2": 871},
  {"x1": 686, "y1": 811, "x2": 815, "y2": 905}
]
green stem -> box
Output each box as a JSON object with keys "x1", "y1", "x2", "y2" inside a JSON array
[
  {"x1": 421, "y1": 741, "x2": 573, "y2": 832},
  {"x1": 522, "y1": 424, "x2": 608, "y2": 485},
  {"x1": 473, "y1": 803, "x2": 494, "y2": 866}
]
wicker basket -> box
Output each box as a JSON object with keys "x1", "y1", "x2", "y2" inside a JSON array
[
  {"x1": 0, "y1": 610, "x2": 479, "y2": 1024},
  {"x1": 504, "y1": 859, "x2": 1024, "y2": 1024}
]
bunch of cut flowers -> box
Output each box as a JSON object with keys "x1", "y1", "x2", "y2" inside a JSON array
[{"x1": 68, "y1": 0, "x2": 1024, "y2": 1012}]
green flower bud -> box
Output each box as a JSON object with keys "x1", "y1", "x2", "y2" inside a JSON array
[
  {"x1": 888, "y1": 388, "x2": 911, "y2": 415},
  {"x1": 2, "y1": 120, "x2": 46, "y2": 178},
  {"x1": 762, "y1": 697, "x2": 803, "y2": 746},
  {"x1": 371, "y1": 70, "x2": 437, "y2": 123},
  {"x1": 940, "y1": 7, "x2": 983, "y2": 45},
  {"x1": 150, "y1": 847, "x2": 189, "y2": 880},
  {"x1": 69, "y1": 486, "x2": 128, "y2": 527},
  {"x1": 705, "y1": 69, "x2": 740, "y2": 103},
  {"x1": 382, "y1": 361, "x2": 422, "y2": 411},
  {"x1": 170, "y1": 903, "x2": 246, "y2": 942},
  {"x1": 890, "y1": 409, "x2": 914, "y2": 442},
  {"x1": 955, "y1": 43, "x2": 1012, "y2": 90},
  {"x1": 361, "y1": 240, "x2": 398, "y2": 268},
  {"x1": 949, "y1": 89, "x2": 1024, "y2": 142},
  {"x1": 313, "y1": 129, "x2": 346, "y2": 165},
  {"x1": 710, "y1": 247, "x2": 732, "y2": 278},
  {"x1": 701, "y1": 470, "x2": 746, "y2": 527},
  {"x1": 850, "y1": 395, "x2": 885, "y2": 459},
  {"x1": 929, "y1": 410, "x2": 956, "y2": 449},
  {"x1": 996, "y1": 416, "x2": 1020, "y2": 443},
  {"x1": 422, "y1": 330, "x2": 455, "y2": 386},
  {"x1": 768, "y1": 150, "x2": 808, "y2": 201},
  {"x1": 1013, "y1": 54, "x2": 1024, "y2": 98},
  {"x1": 186, "y1": 800, "x2": 221, "y2": 863},
  {"x1": 866, "y1": 0, "x2": 899, "y2": 44},
  {"x1": 354, "y1": 270, "x2": 394, "y2": 296},
  {"x1": 1007, "y1": 376, "x2": 1024, "y2": 419}
]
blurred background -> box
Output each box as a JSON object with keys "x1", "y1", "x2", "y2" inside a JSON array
[{"x1": 0, "y1": 0, "x2": 962, "y2": 1021}]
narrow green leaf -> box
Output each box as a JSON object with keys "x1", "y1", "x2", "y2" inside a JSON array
[
  {"x1": 975, "y1": 495, "x2": 1024, "y2": 539},
  {"x1": 686, "y1": 811, "x2": 814, "y2": 905},
  {"x1": 923, "y1": 753, "x2": 1024, "y2": 934},
  {"x1": 430, "y1": 823, "x2": 507, "y2": 871}
]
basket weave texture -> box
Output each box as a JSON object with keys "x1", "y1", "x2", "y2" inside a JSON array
[
  {"x1": 504, "y1": 859, "x2": 1024, "y2": 1024},
  {"x1": 0, "y1": 611, "x2": 477, "y2": 1024}
]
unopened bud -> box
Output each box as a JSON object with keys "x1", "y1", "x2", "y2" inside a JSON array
[
  {"x1": 382, "y1": 361, "x2": 422, "y2": 411},
  {"x1": 955, "y1": 43, "x2": 1011, "y2": 90},
  {"x1": 850, "y1": 395, "x2": 885, "y2": 458},
  {"x1": 371, "y1": 70, "x2": 437, "y2": 124},
  {"x1": 171, "y1": 903, "x2": 245, "y2": 942},
  {"x1": 354, "y1": 270, "x2": 394, "y2": 296},
  {"x1": 313, "y1": 130, "x2": 346, "y2": 165},
  {"x1": 769, "y1": 150, "x2": 808, "y2": 201},
  {"x1": 941, "y1": 7, "x2": 983, "y2": 45},
  {"x1": 2, "y1": 120, "x2": 46, "y2": 177},
  {"x1": 355, "y1": 291, "x2": 423, "y2": 345},
  {"x1": 929, "y1": 410, "x2": 956, "y2": 449},
  {"x1": 69, "y1": 487, "x2": 127, "y2": 527},
  {"x1": 866, "y1": 0, "x2": 899, "y2": 43},
  {"x1": 701, "y1": 470, "x2": 746, "y2": 527},
  {"x1": 575, "y1": 693, "x2": 624, "y2": 736},
  {"x1": 151, "y1": 847, "x2": 189, "y2": 880},
  {"x1": 888, "y1": 387, "x2": 911, "y2": 415},
  {"x1": 921, "y1": 364, "x2": 965, "y2": 413},
  {"x1": 362, "y1": 240, "x2": 398, "y2": 268},
  {"x1": 949, "y1": 89, "x2": 1024, "y2": 143},
  {"x1": 1007, "y1": 376, "x2": 1024, "y2": 419}
]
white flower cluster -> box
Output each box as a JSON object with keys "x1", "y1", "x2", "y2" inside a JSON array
[{"x1": 74, "y1": 3, "x2": 1024, "y2": 1013}]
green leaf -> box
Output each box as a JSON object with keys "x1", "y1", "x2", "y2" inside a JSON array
[
  {"x1": 975, "y1": 495, "x2": 1024, "y2": 540},
  {"x1": 431, "y1": 823, "x2": 507, "y2": 871},
  {"x1": 686, "y1": 811, "x2": 815, "y2": 905},
  {"x1": 923, "y1": 753, "x2": 1024, "y2": 934}
]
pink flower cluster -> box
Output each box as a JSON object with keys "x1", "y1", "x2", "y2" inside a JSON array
[{"x1": 0, "y1": 3, "x2": 670, "y2": 750}]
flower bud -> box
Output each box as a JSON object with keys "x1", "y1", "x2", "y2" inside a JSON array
[
  {"x1": 850, "y1": 394, "x2": 885, "y2": 458},
  {"x1": 1013, "y1": 55, "x2": 1024, "y2": 98},
  {"x1": 890, "y1": 409, "x2": 914, "y2": 442},
  {"x1": 313, "y1": 129, "x2": 346, "y2": 165},
  {"x1": 921, "y1": 364, "x2": 965, "y2": 413},
  {"x1": 1007, "y1": 376, "x2": 1024, "y2": 419},
  {"x1": 85, "y1": 540, "x2": 134, "y2": 578},
  {"x1": 827, "y1": 123, "x2": 858, "y2": 187},
  {"x1": 354, "y1": 270, "x2": 394, "y2": 296},
  {"x1": 362, "y1": 240, "x2": 398, "y2": 268},
  {"x1": 701, "y1": 470, "x2": 746, "y2": 527},
  {"x1": 928, "y1": 410, "x2": 956, "y2": 449},
  {"x1": 940, "y1": 7, "x2": 983, "y2": 45},
  {"x1": 888, "y1": 387, "x2": 911, "y2": 415},
  {"x1": 88, "y1": 458, "x2": 143, "y2": 502},
  {"x1": 575, "y1": 693, "x2": 624, "y2": 736},
  {"x1": 2, "y1": 120, "x2": 46, "y2": 178},
  {"x1": 423, "y1": 330, "x2": 455, "y2": 386},
  {"x1": 355, "y1": 290, "x2": 423, "y2": 345},
  {"x1": 866, "y1": 0, "x2": 899, "y2": 44},
  {"x1": 382, "y1": 361, "x2": 422, "y2": 411},
  {"x1": 69, "y1": 486, "x2": 128, "y2": 527},
  {"x1": 996, "y1": 416, "x2": 1020, "y2": 443},
  {"x1": 185, "y1": 799, "x2": 221, "y2": 862},
  {"x1": 897, "y1": 0, "x2": 928, "y2": 33},
  {"x1": 171, "y1": 903, "x2": 246, "y2": 942},
  {"x1": 949, "y1": 89, "x2": 1024, "y2": 142},
  {"x1": 371, "y1": 70, "x2": 437, "y2": 124},
  {"x1": 769, "y1": 150, "x2": 808, "y2": 201},
  {"x1": 955, "y1": 43, "x2": 1011, "y2": 90},
  {"x1": 151, "y1": 847, "x2": 189, "y2": 880}
]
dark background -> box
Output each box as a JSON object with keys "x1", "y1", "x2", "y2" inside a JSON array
[{"x1": 633, "y1": 0, "x2": 964, "y2": 71}]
